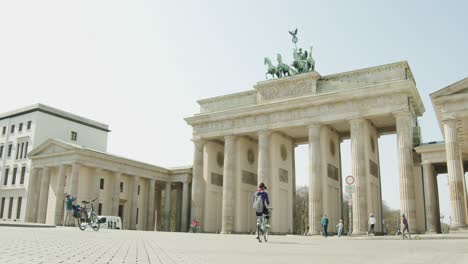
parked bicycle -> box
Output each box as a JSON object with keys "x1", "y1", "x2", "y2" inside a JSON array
[
  {"x1": 256, "y1": 208, "x2": 272, "y2": 243},
  {"x1": 77, "y1": 198, "x2": 100, "y2": 231}
]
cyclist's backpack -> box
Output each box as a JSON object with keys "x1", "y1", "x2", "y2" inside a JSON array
[{"x1": 253, "y1": 193, "x2": 264, "y2": 213}]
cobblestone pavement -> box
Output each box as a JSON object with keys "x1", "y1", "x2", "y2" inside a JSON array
[{"x1": 1, "y1": 227, "x2": 468, "y2": 264}]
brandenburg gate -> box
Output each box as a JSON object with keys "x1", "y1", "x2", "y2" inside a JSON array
[{"x1": 185, "y1": 57, "x2": 425, "y2": 234}]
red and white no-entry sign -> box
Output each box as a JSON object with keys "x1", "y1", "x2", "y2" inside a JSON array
[{"x1": 345, "y1": 175, "x2": 355, "y2": 185}]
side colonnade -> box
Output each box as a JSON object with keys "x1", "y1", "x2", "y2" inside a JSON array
[{"x1": 24, "y1": 161, "x2": 191, "y2": 232}]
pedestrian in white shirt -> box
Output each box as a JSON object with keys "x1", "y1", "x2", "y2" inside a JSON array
[
  {"x1": 368, "y1": 213, "x2": 376, "y2": 235},
  {"x1": 336, "y1": 219, "x2": 344, "y2": 237}
]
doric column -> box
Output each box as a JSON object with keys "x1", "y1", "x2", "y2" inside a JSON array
[
  {"x1": 111, "y1": 172, "x2": 121, "y2": 216},
  {"x1": 350, "y1": 118, "x2": 368, "y2": 235},
  {"x1": 181, "y1": 180, "x2": 190, "y2": 232},
  {"x1": 147, "y1": 179, "x2": 156, "y2": 231},
  {"x1": 221, "y1": 135, "x2": 237, "y2": 234},
  {"x1": 164, "y1": 182, "x2": 172, "y2": 231},
  {"x1": 258, "y1": 131, "x2": 272, "y2": 188},
  {"x1": 422, "y1": 163, "x2": 439, "y2": 233},
  {"x1": 129, "y1": 176, "x2": 140, "y2": 230},
  {"x1": 308, "y1": 124, "x2": 322, "y2": 234},
  {"x1": 292, "y1": 144, "x2": 297, "y2": 234},
  {"x1": 395, "y1": 112, "x2": 416, "y2": 231},
  {"x1": 69, "y1": 163, "x2": 81, "y2": 198},
  {"x1": 25, "y1": 167, "x2": 40, "y2": 222},
  {"x1": 54, "y1": 164, "x2": 66, "y2": 225},
  {"x1": 155, "y1": 183, "x2": 162, "y2": 231},
  {"x1": 37, "y1": 167, "x2": 51, "y2": 224},
  {"x1": 190, "y1": 140, "x2": 205, "y2": 224},
  {"x1": 176, "y1": 184, "x2": 183, "y2": 231},
  {"x1": 443, "y1": 118, "x2": 468, "y2": 228}
]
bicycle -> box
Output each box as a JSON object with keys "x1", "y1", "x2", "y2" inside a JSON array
[
  {"x1": 77, "y1": 198, "x2": 100, "y2": 231},
  {"x1": 256, "y1": 208, "x2": 272, "y2": 243}
]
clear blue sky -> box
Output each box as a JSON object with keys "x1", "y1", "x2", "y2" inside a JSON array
[{"x1": 0, "y1": 0, "x2": 467, "y2": 222}]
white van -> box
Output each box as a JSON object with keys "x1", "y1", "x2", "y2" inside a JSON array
[{"x1": 98, "y1": 216, "x2": 122, "y2": 230}]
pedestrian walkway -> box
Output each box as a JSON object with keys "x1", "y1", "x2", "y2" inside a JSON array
[{"x1": 0, "y1": 227, "x2": 468, "y2": 264}]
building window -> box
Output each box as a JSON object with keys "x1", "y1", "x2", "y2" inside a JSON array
[
  {"x1": 23, "y1": 142, "x2": 28, "y2": 159},
  {"x1": 0, "y1": 197, "x2": 5, "y2": 218},
  {"x1": 15, "y1": 143, "x2": 20, "y2": 160},
  {"x1": 100, "y1": 178, "x2": 104, "y2": 190},
  {"x1": 18, "y1": 123, "x2": 23, "y2": 132},
  {"x1": 8, "y1": 197, "x2": 13, "y2": 219},
  {"x1": 120, "y1": 182, "x2": 124, "y2": 192},
  {"x1": 3, "y1": 168, "x2": 9, "y2": 185},
  {"x1": 98, "y1": 203, "x2": 102, "y2": 215},
  {"x1": 136, "y1": 208, "x2": 139, "y2": 225},
  {"x1": 7, "y1": 144, "x2": 12, "y2": 157},
  {"x1": 71, "y1": 131, "x2": 78, "y2": 141},
  {"x1": 20, "y1": 167, "x2": 26, "y2": 184},
  {"x1": 2, "y1": 126, "x2": 6, "y2": 135},
  {"x1": 16, "y1": 197, "x2": 22, "y2": 219},
  {"x1": 12, "y1": 167, "x2": 17, "y2": 185},
  {"x1": 138, "y1": 185, "x2": 140, "y2": 195},
  {"x1": 27, "y1": 121, "x2": 32, "y2": 130},
  {"x1": 0, "y1": 145, "x2": 3, "y2": 158},
  {"x1": 10, "y1": 125, "x2": 15, "y2": 134},
  {"x1": 20, "y1": 143, "x2": 24, "y2": 159}
]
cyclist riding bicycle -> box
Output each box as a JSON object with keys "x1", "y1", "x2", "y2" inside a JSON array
[{"x1": 253, "y1": 182, "x2": 270, "y2": 239}]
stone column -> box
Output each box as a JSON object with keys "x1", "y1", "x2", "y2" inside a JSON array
[
  {"x1": 25, "y1": 167, "x2": 40, "y2": 222},
  {"x1": 147, "y1": 179, "x2": 156, "y2": 231},
  {"x1": 422, "y1": 163, "x2": 439, "y2": 233},
  {"x1": 350, "y1": 118, "x2": 368, "y2": 235},
  {"x1": 181, "y1": 181, "x2": 190, "y2": 232},
  {"x1": 176, "y1": 184, "x2": 183, "y2": 231},
  {"x1": 70, "y1": 163, "x2": 81, "y2": 198},
  {"x1": 164, "y1": 182, "x2": 172, "y2": 231},
  {"x1": 292, "y1": 144, "x2": 297, "y2": 234},
  {"x1": 221, "y1": 135, "x2": 237, "y2": 234},
  {"x1": 130, "y1": 176, "x2": 140, "y2": 230},
  {"x1": 33, "y1": 170, "x2": 43, "y2": 223},
  {"x1": 92, "y1": 168, "x2": 102, "y2": 212},
  {"x1": 190, "y1": 140, "x2": 205, "y2": 224},
  {"x1": 155, "y1": 183, "x2": 162, "y2": 231},
  {"x1": 37, "y1": 167, "x2": 51, "y2": 224},
  {"x1": 443, "y1": 118, "x2": 468, "y2": 228},
  {"x1": 258, "y1": 131, "x2": 271, "y2": 188},
  {"x1": 308, "y1": 124, "x2": 322, "y2": 234},
  {"x1": 54, "y1": 164, "x2": 66, "y2": 225},
  {"x1": 395, "y1": 112, "x2": 416, "y2": 231},
  {"x1": 111, "y1": 172, "x2": 121, "y2": 216}
]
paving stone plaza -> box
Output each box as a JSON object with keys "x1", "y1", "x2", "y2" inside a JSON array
[{"x1": 1, "y1": 226, "x2": 467, "y2": 264}]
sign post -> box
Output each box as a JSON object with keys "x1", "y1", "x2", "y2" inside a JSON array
[{"x1": 345, "y1": 175, "x2": 355, "y2": 235}]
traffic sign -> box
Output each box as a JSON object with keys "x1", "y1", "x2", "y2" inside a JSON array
[{"x1": 345, "y1": 175, "x2": 355, "y2": 185}]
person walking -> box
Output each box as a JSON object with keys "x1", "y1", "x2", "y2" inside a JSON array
[
  {"x1": 63, "y1": 194, "x2": 76, "y2": 227},
  {"x1": 401, "y1": 214, "x2": 411, "y2": 239},
  {"x1": 336, "y1": 219, "x2": 344, "y2": 237},
  {"x1": 368, "y1": 213, "x2": 376, "y2": 236},
  {"x1": 321, "y1": 215, "x2": 329, "y2": 237}
]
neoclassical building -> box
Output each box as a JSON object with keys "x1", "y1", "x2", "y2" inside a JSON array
[
  {"x1": 185, "y1": 61, "x2": 427, "y2": 234},
  {"x1": 415, "y1": 77, "x2": 468, "y2": 232},
  {"x1": 25, "y1": 139, "x2": 192, "y2": 231},
  {"x1": 0, "y1": 104, "x2": 110, "y2": 223}
]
